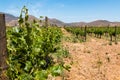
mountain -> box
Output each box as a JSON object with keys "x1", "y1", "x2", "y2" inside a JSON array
[
  {"x1": 1, "y1": 12, "x2": 120, "y2": 27},
  {"x1": 28, "y1": 15, "x2": 39, "y2": 22},
  {"x1": 66, "y1": 20, "x2": 120, "y2": 27},
  {"x1": 66, "y1": 22, "x2": 87, "y2": 27},
  {"x1": 7, "y1": 15, "x2": 40, "y2": 26},
  {"x1": 0, "y1": 12, "x2": 18, "y2": 23},
  {"x1": 7, "y1": 20, "x2": 18, "y2": 26},
  {"x1": 110, "y1": 22, "x2": 120, "y2": 26},
  {"x1": 87, "y1": 20, "x2": 110, "y2": 26},
  {"x1": 48, "y1": 18, "x2": 65, "y2": 26}
]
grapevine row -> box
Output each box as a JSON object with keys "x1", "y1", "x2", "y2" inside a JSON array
[
  {"x1": 64, "y1": 26, "x2": 120, "y2": 42},
  {"x1": 6, "y1": 6, "x2": 68, "y2": 80}
]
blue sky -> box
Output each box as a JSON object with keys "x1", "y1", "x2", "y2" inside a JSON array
[{"x1": 0, "y1": 0, "x2": 120, "y2": 23}]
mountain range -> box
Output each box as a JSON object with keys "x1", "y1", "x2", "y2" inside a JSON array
[{"x1": 1, "y1": 12, "x2": 120, "y2": 27}]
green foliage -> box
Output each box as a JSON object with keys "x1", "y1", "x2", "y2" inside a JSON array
[
  {"x1": 64, "y1": 26, "x2": 120, "y2": 42},
  {"x1": 34, "y1": 70, "x2": 48, "y2": 80},
  {"x1": 6, "y1": 6, "x2": 67, "y2": 80},
  {"x1": 50, "y1": 65, "x2": 63, "y2": 76},
  {"x1": 64, "y1": 27, "x2": 86, "y2": 42}
]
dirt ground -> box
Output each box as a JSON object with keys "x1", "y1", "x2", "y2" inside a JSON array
[{"x1": 60, "y1": 28, "x2": 120, "y2": 80}]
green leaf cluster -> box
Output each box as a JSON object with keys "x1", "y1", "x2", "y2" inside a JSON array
[{"x1": 6, "y1": 6, "x2": 65, "y2": 80}]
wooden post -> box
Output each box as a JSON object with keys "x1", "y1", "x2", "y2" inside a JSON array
[
  {"x1": 0, "y1": 14, "x2": 8, "y2": 79},
  {"x1": 84, "y1": 26, "x2": 87, "y2": 41},
  {"x1": 115, "y1": 26, "x2": 117, "y2": 44},
  {"x1": 45, "y1": 16, "x2": 48, "y2": 27},
  {"x1": 107, "y1": 25, "x2": 109, "y2": 37}
]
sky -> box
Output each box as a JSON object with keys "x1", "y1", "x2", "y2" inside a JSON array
[{"x1": 0, "y1": 0, "x2": 120, "y2": 23}]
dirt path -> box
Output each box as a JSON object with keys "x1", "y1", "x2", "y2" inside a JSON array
[{"x1": 61, "y1": 28, "x2": 120, "y2": 80}]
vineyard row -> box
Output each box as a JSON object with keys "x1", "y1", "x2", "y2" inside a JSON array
[{"x1": 64, "y1": 26, "x2": 120, "y2": 42}]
